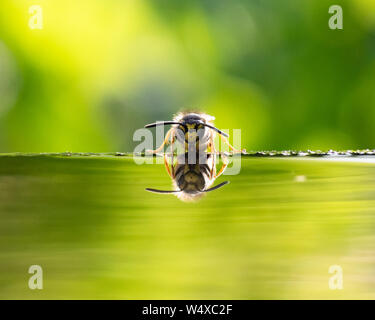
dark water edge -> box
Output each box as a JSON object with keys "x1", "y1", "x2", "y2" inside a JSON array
[
  {"x1": 1, "y1": 149, "x2": 375, "y2": 157},
  {"x1": 0, "y1": 153, "x2": 375, "y2": 299}
]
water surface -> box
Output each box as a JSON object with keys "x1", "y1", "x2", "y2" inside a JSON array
[{"x1": 0, "y1": 154, "x2": 375, "y2": 299}]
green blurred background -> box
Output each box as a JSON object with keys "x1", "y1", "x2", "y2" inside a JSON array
[
  {"x1": 0, "y1": 0, "x2": 374, "y2": 152},
  {"x1": 2, "y1": 1, "x2": 375, "y2": 300}
]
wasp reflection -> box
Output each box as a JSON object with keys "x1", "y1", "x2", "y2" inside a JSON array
[{"x1": 146, "y1": 152, "x2": 229, "y2": 202}]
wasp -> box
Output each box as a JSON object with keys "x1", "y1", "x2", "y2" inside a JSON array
[
  {"x1": 144, "y1": 111, "x2": 242, "y2": 155},
  {"x1": 146, "y1": 152, "x2": 230, "y2": 202},
  {"x1": 144, "y1": 111, "x2": 243, "y2": 201}
]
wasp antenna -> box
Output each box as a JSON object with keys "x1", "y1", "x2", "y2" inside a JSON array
[
  {"x1": 202, "y1": 124, "x2": 229, "y2": 137},
  {"x1": 144, "y1": 121, "x2": 182, "y2": 128},
  {"x1": 145, "y1": 188, "x2": 181, "y2": 194},
  {"x1": 203, "y1": 181, "x2": 230, "y2": 192}
]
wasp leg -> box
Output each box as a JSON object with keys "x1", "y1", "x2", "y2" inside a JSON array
[
  {"x1": 170, "y1": 133, "x2": 176, "y2": 178},
  {"x1": 211, "y1": 156, "x2": 216, "y2": 179},
  {"x1": 219, "y1": 135, "x2": 246, "y2": 154},
  {"x1": 208, "y1": 132, "x2": 217, "y2": 179},
  {"x1": 215, "y1": 155, "x2": 229, "y2": 178},
  {"x1": 163, "y1": 154, "x2": 174, "y2": 179},
  {"x1": 147, "y1": 128, "x2": 173, "y2": 154}
]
